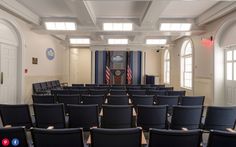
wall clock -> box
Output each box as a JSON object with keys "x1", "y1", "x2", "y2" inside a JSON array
[{"x1": 46, "y1": 48, "x2": 55, "y2": 60}]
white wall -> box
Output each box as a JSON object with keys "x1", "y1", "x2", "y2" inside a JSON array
[
  {"x1": 69, "y1": 48, "x2": 92, "y2": 84},
  {"x1": 159, "y1": 11, "x2": 236, "y2": 106},
  {"x1": 161, "y1": 36, "x2": 214, "y2": 105},
  {"x1": 144, "y1": 49, "x2": 161, "y2": 77},
  {"x1": 0, "y1": 9, "x2": 66, "y2": 104}
]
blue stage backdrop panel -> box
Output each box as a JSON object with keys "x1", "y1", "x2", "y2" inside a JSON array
[
  {"x1": 131, "y1": 51, "x2": 142, "y2": 85},
  {"x1": 95, "y1": 51, "x2": 106, "y2": 84},
  {"x1": 95, "y1": 51, "x2": 142, "y2": 85}
]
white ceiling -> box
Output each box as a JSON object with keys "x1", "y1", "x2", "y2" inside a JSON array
[
  {"x1": 16, "y1": 0, "x2": 75, "y2": 17},
  {"x1": 10, "y1": 0, "x2": 235, "y2": 46},
  {"x1": 160, "y1": 1, "x2": 218, "y2": 18},
  {"x1": 86, "y1": 1, "x2": 150, "y2": 19}
]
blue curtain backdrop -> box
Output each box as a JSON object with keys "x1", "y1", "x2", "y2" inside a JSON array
[{"x1": 95, "y1": 51, "x2": 142, "y2": 84}]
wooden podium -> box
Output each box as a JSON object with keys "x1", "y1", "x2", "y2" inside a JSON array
[{"x1": 110, "y1": 69, "x2": 125, "y2": 85}]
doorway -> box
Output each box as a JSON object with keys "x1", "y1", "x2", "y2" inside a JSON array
[
  {"x1": 0, "y1": 20, "x2": 20, "y2": 104},
  {"x1": 224, "y1": 46, "x2": 236, "y2": 105}
]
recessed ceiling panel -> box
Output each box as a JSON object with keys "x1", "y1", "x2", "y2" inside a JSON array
[
  {"x1": 86, "y1": 1, "x2": 150, "y2": 19},
  {"x1": 160, "y1": 1, "x2": 218, "y2": 18},
  {"x1": 16, "y1": 0, "x2": 75, "y2": 17}
]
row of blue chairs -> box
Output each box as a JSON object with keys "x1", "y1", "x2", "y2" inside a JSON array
[
  {"x1": 32, "y1": 80, "x2": 61, "y2": 94},
  {"x1": 50, "y1": 88, "x2": 180, "y2": 96},
  {"x1": 1, "y1": 104, "x2": 236, "y2": 131},
  {"x1": 32, "y1": 94, "x2": 204, "y2": 110},
  {"x1": 1, "y1": 126, "x2": 236, "y2": 147}
]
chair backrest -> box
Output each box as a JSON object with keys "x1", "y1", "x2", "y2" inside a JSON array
[
  {"x1": 33, "y1": 104, "x2": 66, "y2": 128},
  {"x1": 51, "y1": 80, "x2": 58, "y2": 88},
  {"x1": 85, "y1": 84, "x2": 97, "y2": 88},
  {"x1": 57, "y1": 95, "x2": 80, "y2": 112},
  {"x1": 68, "y1": 104, "x2": 99, "y2": 130},
  {"x1": 132, "y1": 95, "x2": 154, "y2": 107},
  {"x1": 46, "y1": 81, "x2": 53, "y2": 89},
  {"x1": 110, "y1": 90, "x2": 127, "y2": 95},
  {"x1": 31, "y1": 128, "x2": 84, "y2": 147},
  {"x1": 180, "y1": 96, "x2": 205, "y2": 106},
  {"x1": 76, "y1": 89, "x2": 90, "y2": 95},
  {"x1": 204, "y1": 106, "x2": 236, "y2": 131},
  {"x1": 156, "y1": 96, "x2": 179, "y2": 106},
  {"x1": 110, "y1": 85, "x2": 126, "y2": 90},
  {"x1": 155, "y1": 84, "x2": 165, "y2": 90},
  {"x1": 0, "y1": 104, "x2": 32, "y2": 129},
  {"x1": 101, "y1": 105, "x2": 132, "y2": 128},
  {"x1": 159, "y1": 87, "x2": 174, "y2": 91},
  {"x1": 33, "y1": 83, "x2": 42, "y2": 94},
  {"x1": 146, "y1": 90, "x2": 167, "y2": 96},
  {"x1": 55, "y1": 80, "x2": 61, "y2": 87},
  {"x1": 168, "y1": 90, "x2": 186, "y2": 96},
  {"x1": 142, "y1": 87, "x2": 157, "y2": 92},
  {"x1": 40, "y1": 82, "x2": 48, "y2": 91},
  {"x1": 128, "y1": 90, "x2": 146, "y2": 96},
  {"x1": 0, "y1": 127, "x2": 29, "y2": 147},
  {"x1": 207, "y1": 130, "x2": 236, "y2": 147},
  {"x1": 91, "y1": 128, "x2": 141, "y2": 147},
  {"x1": 90, "y1": 89, "x2": 108, "y2": 96},
  {"x1": 126, "y1": 86, "x2": 141, "y2": 91},
  {"x1": 107, "y1": 95, "x2": 129, "y2": 105},
  {"x1": 170, "y1": 106, "x2": 203, "y2": 130},
  {"x1": 51, "y1": 89, "x2": 69, "y2": 95},
  {"x1": 32, "y1": 95, "x2": 55, "y2": 104},
  {"x1": 137, "y1": 105, "x2": 167, "y2": 130},
  {"x1": 149, "y1": 129, "x2": 202, "y2": 147},
  {"x1": 82, "y1": 95, "x2": 104, "y2": 109},
  {"x1": 72, "y1": 84, "x2": 84, "y2": 87}
]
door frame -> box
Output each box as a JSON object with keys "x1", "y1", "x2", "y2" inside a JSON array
[{"x1": 0, "y1": 18, "x2": 24, "y2": 103}]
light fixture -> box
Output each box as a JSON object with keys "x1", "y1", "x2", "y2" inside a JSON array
[
  {"x1": 201, "y1": 36, "x2": 214, "y2": 48},
  {"x1": 70, "y1": 38, "x2": 90, "y2": 45},
  {"x1": 146, "y1": 39, "x2": 167, "y2": 45},
  {"x1": 45, "y1": 22, "x2": 76, "y2": 31},
  {"x1": 103, "y1": 23, "x2": 133, "y2": 31},
  {"x1": 160, "y1": 23, "x2": 191, "y2": 31},
  {"x1": 108, "y1": 39, "x2": 128, "y2": 45}
]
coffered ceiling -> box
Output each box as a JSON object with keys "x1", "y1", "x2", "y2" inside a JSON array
[{"x1": 2, "y1": 0, "x2": 235, "y2": 47}]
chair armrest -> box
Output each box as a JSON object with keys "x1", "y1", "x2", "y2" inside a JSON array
[
  {"x1": 47, "y1": 126, "x2": 54, "y2": 129},
  {"x1": 226, "y1": 128, "x2": 236, "y2": 133},
  {"x1": 181, "y1": 127, "x2": 189, "y2": 131},
  {"x1": 4, "y1": 125, "x2": 12, "y2": 128}
]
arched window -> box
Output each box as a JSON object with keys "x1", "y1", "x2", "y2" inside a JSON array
[
  {"x1": 181, "y1": 40, "x2": 193, "y2": 89},
  {"x1": 164, "y1": 50, "x2": 170, "y2": 84}
]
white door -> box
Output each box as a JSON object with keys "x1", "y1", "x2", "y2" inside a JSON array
[
  {"x1": 0, "y1": 43, "x2": 17, "y2": 104},
  {"x1": 225, "y1": 47, "x2": 236, "y2": 105}
]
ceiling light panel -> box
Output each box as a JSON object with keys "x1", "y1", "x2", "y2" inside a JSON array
[
  {"x1": 108, "y1": 39, "x2": 128, "y2": 45},
  {"x1": 45, "y1": 22, "x2": 76, "y2": 30},
  {"x1": 146, "y1": 39, "x2": 167, "y2": 45},
  {"x1": 103, "y1": 23, "x2": 133, "y2": 31},
  {"x1": 160, "y1": 23, "x2": 191, "y2": 31},
  {"x1": 70, "y1": 38, "x2": 90, "y2": 44}
]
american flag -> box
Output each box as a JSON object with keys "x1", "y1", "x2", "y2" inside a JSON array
[
  {"x1": 127, "y1": 65, "x2": 132, "y2": 84},
  {"x1": 105, "y1": 51, "x2": 111, "y2": 84},
  {"x1": 126, "y1": 51, "x2": 132, "y2": 84}
]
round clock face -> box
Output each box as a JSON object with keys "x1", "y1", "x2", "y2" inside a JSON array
[{"x1": 46, "y1": 48, "x2": 55, "y2": 60}]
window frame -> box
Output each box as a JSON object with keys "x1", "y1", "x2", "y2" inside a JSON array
[
  {"x1": 164, "y1": 49, "x2": 170, "y2": 84},
  {"x1": 225, "y1": 48, "x2": 236, "y2": 81},
  {"x1": 181, "y1": 40, "x2": 193, "y2": 90}
]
